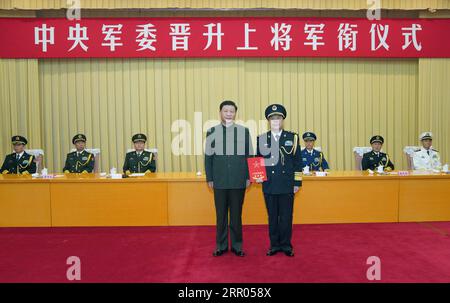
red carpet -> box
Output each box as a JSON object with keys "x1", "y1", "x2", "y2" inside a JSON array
[{"x1": 1, "y1": 222, "x2": 450, "y2": 283}]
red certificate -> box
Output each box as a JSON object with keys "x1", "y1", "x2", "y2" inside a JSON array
[{"x1": 247, "y1": 157, "x2": 267, "y2": 183}]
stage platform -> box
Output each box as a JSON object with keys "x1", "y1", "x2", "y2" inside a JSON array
[{"x1": 1, "y1": 171, "x2": 449, "y2": 227}]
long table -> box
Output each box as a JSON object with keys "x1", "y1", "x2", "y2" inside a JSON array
[{"x1": 1, "y1": 171, "x2": 449, "y2": 227}]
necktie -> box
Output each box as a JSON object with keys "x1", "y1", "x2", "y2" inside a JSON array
[
  {"x1": 427, "y1": 150, "x2": 430, "y2": 156},
  {"x1": 16, "y1": 154, "x2": 20, "y2": 160},
  {"x1": 275, "y1": 134, "x2": 280, "y2": 141}
]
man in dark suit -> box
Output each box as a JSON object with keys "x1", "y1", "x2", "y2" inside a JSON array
[
  {"x1": 361, "y1": 135, "x2": 394, "y2": 171},
  {"x1": 256, "y1": 104, "x2": 303, "y2": 257},
  {"x1": 1, "y1": 136, "x2": 37, "y2": 175},
  {"x1": 63, "y1": 134, "x2": 95, "y2": 173},
  {"x1": 205, "y1": 100, "x2": 253, "y2": 257}
]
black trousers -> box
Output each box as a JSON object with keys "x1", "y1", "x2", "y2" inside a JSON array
[
  {"x1": 263, "y1": 193, "x2": 294, "y2": 252},
  {"x1": 213, "y1": 188, "x2": 246, "y2": 251}
]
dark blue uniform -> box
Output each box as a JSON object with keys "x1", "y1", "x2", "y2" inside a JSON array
[
  {"x1": 257, "y1": 129, "x2": 303, "y2": 254},
  {"x1": 1, "y1": 135, "x2": 37, "y2": 175},
  {"x1": 301, "y1": 148, "x2": 329, "y2": 171},
  {"x1": 1, "y1": 152, "x2": 37, "y2": 174}
]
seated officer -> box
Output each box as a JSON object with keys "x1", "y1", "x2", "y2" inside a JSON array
[
  {"x1": 361, "y1": 135, "x2": 394, "y2": 171},
  {"x1": 63, "y1": 134, "x2": 95, "y2": 173},
  {"x1": 1, "y1": 136, "x2": 37, "y2": 175},
  {"x1": 301, "y1": 132, "x2": 329, "y2": 172},
  {"x1": 123, "y1": 133, "x2": 156, "y2": 175},
  {"x1": 413, "y1": 132, "x2": 442, "y2": 170}
]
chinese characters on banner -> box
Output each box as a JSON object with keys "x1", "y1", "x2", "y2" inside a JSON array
[{"x1": 0, "y1": 17, "x2": 449, "y2": 58}]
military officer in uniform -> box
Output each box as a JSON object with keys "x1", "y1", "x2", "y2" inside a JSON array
[
  {"x1": 63, "y1": 134, "x2": 95, "y2": 173},
  {"x1": 123, "y1": 133, "x2": 156, "y2": 175},
  {"x1": 361, "y1": 135, "x2": 394, "y2": 171},
  {"x1": 301, "y1": 132, "x2": 330, "y2": 172},
  {"x1": 205, "y1": 100, "x2": 253, "y2": 257},
  {"x1": 1, "y1": 136, "x2": 37, "y2": 175},
  {"x1": 256, "y1": 104, "x2": 303, "y2": 257},
  {"x1": 412, "y1": 132, "x2": 442, "y2": 171}
]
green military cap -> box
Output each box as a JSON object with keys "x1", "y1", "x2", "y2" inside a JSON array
[
  {"x1": 370, "y1": 135, "x2": 384, "y2": 144},
  {"x1": 132, "y1": 133, "x2": 147, "y2": 143},
  {"x1": 72, "y1": 134, "x2": 87, "y2": 144},
  {"x1": 12, "y1": 135, "x2": 27, "y2": 145}
]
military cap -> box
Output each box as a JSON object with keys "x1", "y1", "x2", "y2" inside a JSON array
[
  {"x1": 419, "y1": 131, "x2": 433, "y2": 141},
  {"x1": 302, "y1": 132, "x2": 317, "y2": 141},
  {"x1": 265, "y1": 104, "x2": 286, "y2": 120},
  {"x1": 370, "y1": 135, "x2": 384, "y2": 144},
  {"x1": 72, "y1": 134, "x2": 87, "y2": 144},
  {"x1": 132, "y1": 133, "x2": 147, "y2": 143},
  {"x1": 11, "y1": 135, "x2": 27, "y2": 145}
]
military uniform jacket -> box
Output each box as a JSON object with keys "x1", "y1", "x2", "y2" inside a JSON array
[
  {"x1": 63, "y1": 150, "x2": 95, "y2": 173},
  {"x1": 1, "y1": 152, "x2": 37, "y2": 174},
  {"x1": 301, "y1": 148, "x2": 329, "y2": 171},
  {"x1": 361, "y1": 151, "x2": 394, "y2": 171},
  {"x1": 123, "y1": 150, "x2": 156, "y2": 174},
  {"x1": 412, "y1": 147, "x2": 442, "y2": 170},
  {"x1": 257, "y1": 130, "x2": 303, "y2": 195},
  {"x1": 205, "y1": 123, "x2": 253, "y2": 189}
]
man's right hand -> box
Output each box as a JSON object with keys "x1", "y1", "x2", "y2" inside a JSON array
[{"x1": 208, "y1": 181, "x2": 214, "y2": 189}]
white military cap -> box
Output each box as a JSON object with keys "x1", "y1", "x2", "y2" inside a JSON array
[{"x1": 419, "y1": 131, "x2": 433, "y2": 141}]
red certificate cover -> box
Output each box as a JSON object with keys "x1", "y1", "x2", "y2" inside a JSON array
[{"x1": 247, "y1": 157, "x2": 267, "y2": 183}]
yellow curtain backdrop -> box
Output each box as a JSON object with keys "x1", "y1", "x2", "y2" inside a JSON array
[
  {"x1": 418, "y1": 58, "x2": 450, "y2": 160},
  {"x1": 31, "y1": 57, "x2": 419, "y2": 173},
  {"x1": 0, "y1": 59, "x2": 42, "y2": 160}
]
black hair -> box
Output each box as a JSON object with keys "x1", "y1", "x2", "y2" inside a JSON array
[{"x1": 219, "y1": 100, "x2": 238, "y2": 111}]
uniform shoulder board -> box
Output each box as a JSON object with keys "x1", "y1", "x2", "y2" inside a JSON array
[
  {"x1": 285, "y1": 130, "x2": 295, "y2": 136},
  {"x1": 126, "y1": 151, "x2": 134, "y2": 155},
  {"x1": 68, "y1": 151, "x2": 76, "y2": 156},
  {"x1": 432, "y1": 149, "x2": 438, "y2": 152},
  {"x1": 414, "y1": 149, "x2": 421, "y2": 152}
]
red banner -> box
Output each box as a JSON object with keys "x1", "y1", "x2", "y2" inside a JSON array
[{"x1": 0, "y1": 17, "x2": 449, "y2": 58}]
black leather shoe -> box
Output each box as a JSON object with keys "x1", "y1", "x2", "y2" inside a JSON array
[
  {"x1": 231, "y1": 249, "x2": 245, "y2": 257},
  {"x1": 266, "y1": 249, "x2": 279, "y2": 256},
  {"x1": 212, "y1": 249, "x2": 227, "y2": 257},
  {"x1": 284, "y1": 250, "x2": 295, "y2": 257}
]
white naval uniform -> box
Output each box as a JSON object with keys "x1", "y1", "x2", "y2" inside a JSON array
[{"x1": 412, "y1": 147, "x2": 442, "y2": 170}]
